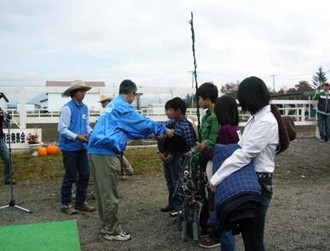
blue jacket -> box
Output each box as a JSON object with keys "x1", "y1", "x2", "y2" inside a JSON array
[
  {"x1": 59, "y1": 99, "x2": 90, "y2": 151},
  {"x1": 88, "y1": 95, "x2": 167, "y2": 156}
]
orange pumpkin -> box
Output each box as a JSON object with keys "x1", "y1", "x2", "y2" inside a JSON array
[
  {"x1": 37, "y1": 147, "x2": 48, "y2": 156},
  {"x1": 46, "y1": 145, "x2": 60, "y2": 155}
]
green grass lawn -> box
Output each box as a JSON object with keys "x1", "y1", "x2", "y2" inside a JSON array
[{"x1": 10, "y1": 147, "x2": 163, "y2": 181}]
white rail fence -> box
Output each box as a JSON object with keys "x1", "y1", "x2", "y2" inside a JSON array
[
  {"x1": 3, "y1": 99, "x2": 319, "y2": 150},
  {"x1": 6, "y1": 99, "x2": 318, "y2": 126}
]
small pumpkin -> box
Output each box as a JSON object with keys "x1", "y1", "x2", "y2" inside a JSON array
[
  {"x1": 37, "y1": 147, "x2": 48, "y2": 156},
  {"x1": 46, "y1": 145, "x2": 60, "y2": 155}
]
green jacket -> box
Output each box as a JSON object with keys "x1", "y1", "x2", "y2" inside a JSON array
[
  {"x1": 194, "y1": 110, "x2": 219, "y2": 162},
  {"x1": 200, "y1": 110, "x2": 219, "y2": 148}
]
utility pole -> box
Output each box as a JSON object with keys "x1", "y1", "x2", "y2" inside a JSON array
[
  {"x1": 270, "y1": 75, "x2": 276, "y2": 92},
  {"x1": 188, "y1": 71, "x2": 194, "y2": 88}
]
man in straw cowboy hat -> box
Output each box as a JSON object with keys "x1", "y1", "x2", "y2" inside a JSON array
[
  {"x1": 98, "y1": 95, "x2": 135, "y2": 177},
  {"x1": 99, "y1": 95, "x2": 113, "y2": 108},
  {"x1": 58, "y1": 80, "x2": 95, "y2": 214}
]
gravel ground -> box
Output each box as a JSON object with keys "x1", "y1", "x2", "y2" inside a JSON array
[{"x1": 0, "y1": 136, "x2": 329, "y2": 251}]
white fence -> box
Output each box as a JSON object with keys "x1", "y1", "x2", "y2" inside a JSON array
[
  {"x1": 6, "y1": 99, "x2": 318, "y2": 127},
  {"x1": 270, "y1": 100, "x2": 318, "y2": 126}
]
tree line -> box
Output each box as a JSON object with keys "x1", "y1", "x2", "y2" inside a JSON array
[{"x1": 184, "y1": 66, "x2": 328, "y2": 107}]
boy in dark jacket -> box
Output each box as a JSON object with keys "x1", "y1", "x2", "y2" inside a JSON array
[{"x1": 161, "y1": 97, "x2": 197, "y2": 216}]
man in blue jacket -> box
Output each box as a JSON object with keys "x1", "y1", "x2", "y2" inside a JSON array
[
  {"x1": 58, "y1": 80, "x2": 95, "y2": 215},
  {"x1": 88, "y1": 79, "x2": 173, "y2": 241}
]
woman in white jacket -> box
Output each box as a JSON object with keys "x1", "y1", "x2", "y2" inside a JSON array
[{"x1": 210, "y1": 76, "x2": 279, "y2": 251}]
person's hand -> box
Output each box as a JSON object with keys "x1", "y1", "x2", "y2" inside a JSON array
[
  {"x1": 158, "y1": 153, "x2": 167, "y2": 162},
  {"x1": 196, "y1": 142, "x2": 205, "y2": 152},
  {"x1": 156, "y1": 134, "x2": 165, "y2": 140},
  {"x1": 209, "y1": 184, "x2": 216, "y2": 193},
  {"x1": 77, "y1": 134, "x2": 89, "y2": 143},
  {"x1": 166, "y1": 129, "x2": 174, "y2": 138}
]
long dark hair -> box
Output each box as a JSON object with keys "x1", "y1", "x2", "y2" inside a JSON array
[
  {"x1": 214, "y1": 95, "x2": 239, "y2": 126},
  {"x1": 237, "y1": 76, "x2": 270, "y2": 114}
]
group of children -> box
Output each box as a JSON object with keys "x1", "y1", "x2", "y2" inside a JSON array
[{"x1": 158, "y1": 82, "x2": 240, "y2": 250}]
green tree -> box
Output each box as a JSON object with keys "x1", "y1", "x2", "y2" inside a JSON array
[
  {"x1": 312, "y1": 66, "x2": 327, "y2": 90},
  {"x1": 184, "y1": 93, "x2": 196, "y2": 108},
  {"x1": 220, "y1": 82, "x2": 239, "y2": 98}
]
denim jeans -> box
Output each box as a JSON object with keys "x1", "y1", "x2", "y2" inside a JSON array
[
  {"x1": 61, "y1": 149, "x2": 90, "y2": 205},
  {"x1": 317, "y1": 113, "x2": 330, "y2": 141},
  {"x1": 0, "y1": 137, "x2": 10, "y2": 182},
  {"x1": 219, "y1": 231, "x2": 236, "y2": 251},
  {"x1": 241, "y1": 175, "x2": 273, "y2": 251},
  {"x1": 163, "y1": 153, "x2": 182, "y2": 209}
]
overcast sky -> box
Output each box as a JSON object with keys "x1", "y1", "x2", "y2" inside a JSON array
[{"x1": 1, "y1": 0, "x2": 330, "y2": 91}]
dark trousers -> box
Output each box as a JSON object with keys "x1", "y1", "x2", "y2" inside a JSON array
[
  {"x1": 0, "y1": 137, "x2": 10, "y2": 182},
  {"x1": 317, "y1": 113, "x2": 330, "y2": 141},
  {"x1": 61, "y1": 149, "x2": 90, "y2": 205},
  {"x1": 163, "y1": 153, "x2": 182, "y2": 209},
  {"x1": 241, "y1": 176, "x2": 273, "y2": 251}
]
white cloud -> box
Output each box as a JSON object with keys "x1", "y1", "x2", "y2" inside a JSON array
[{"x1": 1, "y1": 0, "x2": 330, "y2": 91}]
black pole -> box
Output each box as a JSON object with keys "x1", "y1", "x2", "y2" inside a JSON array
[{"x1": 189, "y1": 11, "x2": 201, "y2": 141}]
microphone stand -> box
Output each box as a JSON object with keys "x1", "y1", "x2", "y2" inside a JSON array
[
  {"x1": 0, "y1": 108, "x2": 32, "y2": 213},
  {"x1": 0, "y1": 105, "x2": 28, "y2": 136}
]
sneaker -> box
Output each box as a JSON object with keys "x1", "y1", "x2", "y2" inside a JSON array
[
  {"x1": 199, "y1": 227, "x2": 213, "y2": 237},
  {"x1": 170, "y1": 211, "x2": 179, "y2": 217},
  {"x1": 160, "y1": 204, "x2": 175, "y2": 212},
  {"x1": 199, "y1": 237, "x2": 221, "y2": 249},
  {"x1": 74, "y1": 201, "x2": 95, "y2": 212},
  {"x1": 61, "y1": 204, "x2": 78, "y2": 215},
  {"x1": 104, "y1": 231, "x2": 131, "y2": 241}
]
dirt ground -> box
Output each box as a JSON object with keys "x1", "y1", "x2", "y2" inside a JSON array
[{"x1": 0, "y1": 133, "x2": 329, "y2": 250}]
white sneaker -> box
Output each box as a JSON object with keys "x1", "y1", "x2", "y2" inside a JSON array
[{"x1": 104, "y1": 231, "x2": 131, "y2": 241}]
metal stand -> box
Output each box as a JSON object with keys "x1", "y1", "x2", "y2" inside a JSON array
[{"x1": 0, "y1": 110, "x2": 32, "y2": 213}]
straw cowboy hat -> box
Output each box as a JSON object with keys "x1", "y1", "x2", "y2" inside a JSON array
[
  {"x1": 99, "y1": 95, "x2": 113, "y2": 102},
  {"x1": 63, "y1": 80, "x2": 91, "y2": 97}
]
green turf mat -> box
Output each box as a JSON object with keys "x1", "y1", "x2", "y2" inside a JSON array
[{"x1": 0, "y1": 220, "x2": 81, "y2": 251}]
